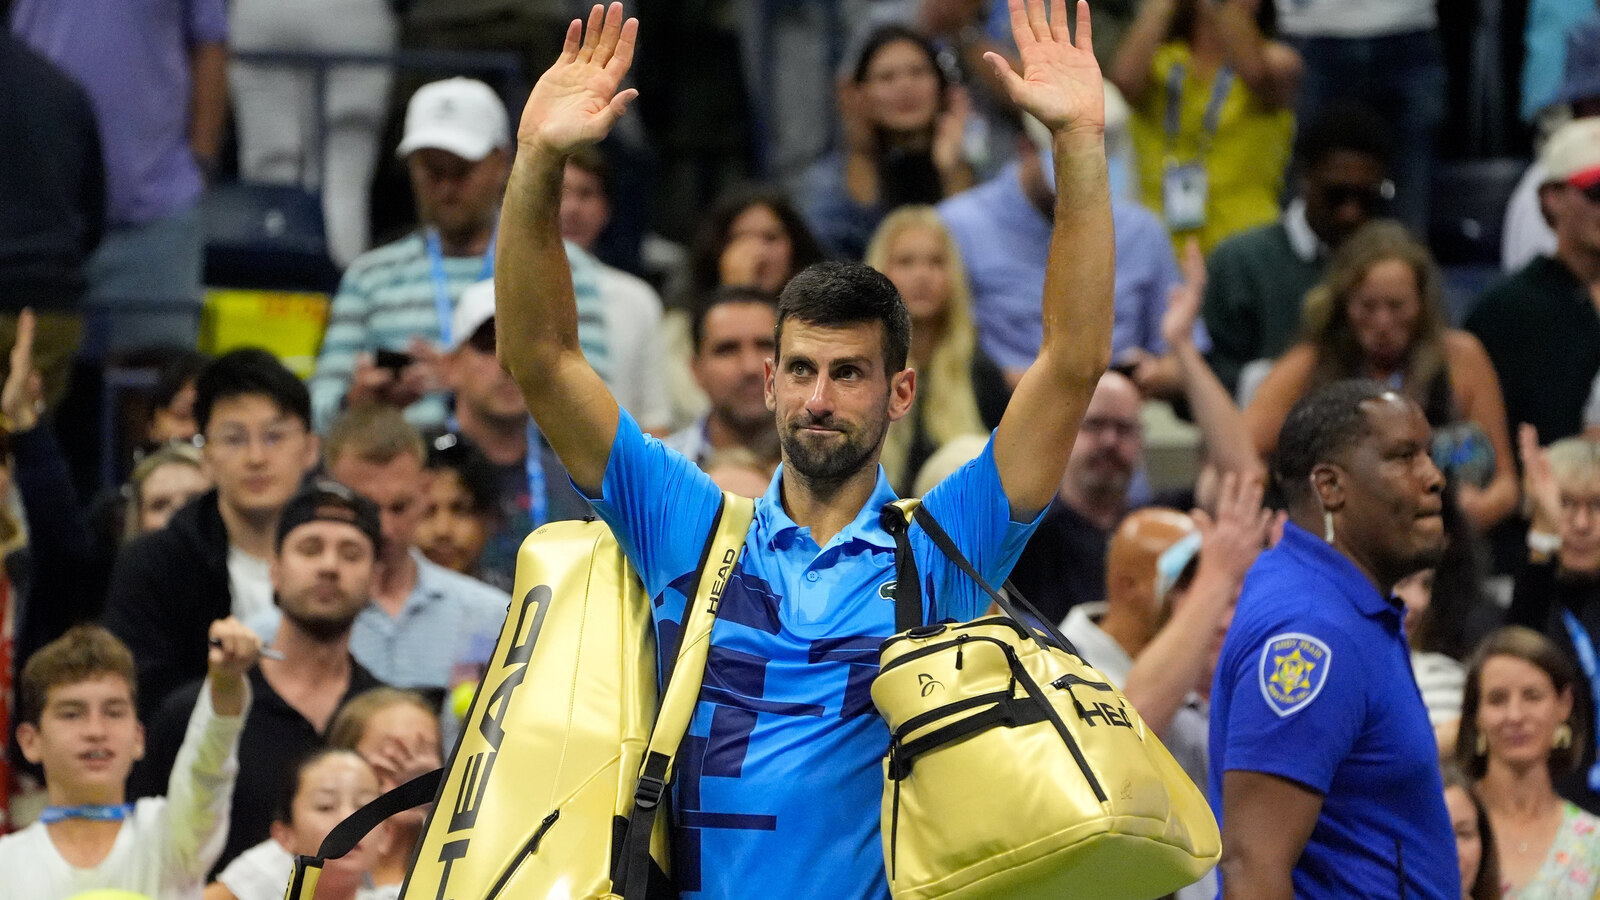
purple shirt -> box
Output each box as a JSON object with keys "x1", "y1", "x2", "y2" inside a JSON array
[{"x1": 11, "y1": 0, "x2": 227, "y2": 226}]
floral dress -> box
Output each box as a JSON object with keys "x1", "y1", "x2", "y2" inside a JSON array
[{"x1": 1504, "y1": 802, "x2": 1600, "y2": 898}]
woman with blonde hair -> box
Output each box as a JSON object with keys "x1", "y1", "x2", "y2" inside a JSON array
[
  {"x1": 122, "y1": 442, "x2": 211, "y2": 539},
  {"x1": 1244, "y1": 220, "x2": 1519, "y2": 530},
  {"x1": 863, "y1": 206, "x2": 1009, "y2": 493},
  {"x1": 1455, "y1": 626, "x2": 1600, "y2": 897}
]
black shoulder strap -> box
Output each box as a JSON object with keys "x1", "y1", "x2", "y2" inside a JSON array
[
  {"x1": 317, "y1": 767, "x2": 443, "y2": 859},
  {"x1": 886, "y1": 501, "x2": 1081, "y2": 656}
]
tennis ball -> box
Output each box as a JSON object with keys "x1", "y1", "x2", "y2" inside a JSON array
[{"x1": 450, "y1": 681, "x2": 477, "y2": 719}]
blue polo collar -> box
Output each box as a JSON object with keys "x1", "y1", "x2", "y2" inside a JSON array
[
  {"x1": 755, "y1": 463, "x2": 901, "y2": 554},
  {"x1": 1278, "y1": 521, "x2": 1400, "y2": 620}
]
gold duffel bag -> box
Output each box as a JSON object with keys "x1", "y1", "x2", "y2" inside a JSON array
[{"x1": 875, "y1": 500, "x2": 1220, "y2": 900}]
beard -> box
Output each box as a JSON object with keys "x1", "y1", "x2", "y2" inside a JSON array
[
  {"x1": 277, "y1": 588, "x2": 363, "y2": 642},
  {"x1": 779, "y1": 410, "x2": 886, "y2": 485}
]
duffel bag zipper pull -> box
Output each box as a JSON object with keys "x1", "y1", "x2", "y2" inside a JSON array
[{"x1": 955, "y1": 634, "x2": 968, "y2": 670}]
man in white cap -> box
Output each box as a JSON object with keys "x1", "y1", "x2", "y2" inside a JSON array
[
  {"x1": 1467, "y1": 116, "x2": 1600, "y2": 452},
  {"x1": 309, "y1": 77, "x2": 512, "y2": 432},
  {"x1": 440, "y1": 278, "x2": 593, "y2": 587}
]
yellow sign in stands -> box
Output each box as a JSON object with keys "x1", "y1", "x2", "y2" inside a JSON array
[{"x1": 199, "y1": 289, "x2": 330, "y2": 379}]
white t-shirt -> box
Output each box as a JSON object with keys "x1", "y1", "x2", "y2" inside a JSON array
[
  {"x1": 0, "y1": 686, "x2": 247, "y2": 900},
  {"x1": 596, "y1": 261, "x2": 671, "y2": 432},
  {"x1": 228, "y1": 545, "x2": 274, "y2": 622},
  {"x1": 219, "y1": 837, "x2": 391, "y2": 900},
  {"x1": 1274, "y1": 0, "x2": 1436, "y2": 38},
  {"x1": 1060, "y1": 602, "x2": 1134, "y2": 687}
]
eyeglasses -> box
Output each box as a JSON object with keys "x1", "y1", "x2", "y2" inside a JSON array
[
  {"x1": 1319, "y1": 180, "x2": 1396, "y2": 212},
  {"x1": 201, "y1": 423, "x2": 306, "y2": 455}
]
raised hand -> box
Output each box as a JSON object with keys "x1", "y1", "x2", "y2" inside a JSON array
[
  {"x1": 1161, "y1": 237, "x2": 1206, "y2": 351},
  {"x1": 1191, "y1": 470, "x2": 1273, "y2": 587},
  {"x1": 517, "y1": 3, "x2": 639, "y2": 155},
  {"x1": 985, "y1": 0, "x2": 1105, "y2": 137},
  {"x1": 932, "y1": 84, "x2": 972, "y2": 173},
  {"x1": 2, "y1": 308, "x2": 44, "y2": 433},
  {"x1": 207, "y1": 616, "x2": 263, "y2": 716},
  {"x1": 1520, "y1": 423, "x2": 1562, "y2": 533}
]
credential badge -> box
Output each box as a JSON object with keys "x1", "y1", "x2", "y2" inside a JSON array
[{"x1": 1257, "y1": 632, "x2": 1331, "y2": 717}]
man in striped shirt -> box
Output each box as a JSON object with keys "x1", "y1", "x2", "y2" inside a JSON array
[{"x1": 310, "y1": 77, "x2": 512, "y2": 432}]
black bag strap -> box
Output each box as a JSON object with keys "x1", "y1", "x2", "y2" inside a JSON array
[
  {"x1": 881, "y1": 500, "x2": 1082, "y2": 657},
  {"x1": 317, "y1": 766, "x2": 443, "y2": 860},
  {"x1": 879, "y1": 503, "x2": 926, "y2": 633}
]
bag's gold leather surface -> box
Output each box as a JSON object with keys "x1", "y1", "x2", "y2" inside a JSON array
[{"x1": 874, "y1": 503, "x2": 1219, "y2": 900}]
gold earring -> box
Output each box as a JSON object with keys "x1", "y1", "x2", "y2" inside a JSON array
[
  {"x1": 1475, "y1": 732, "x2": 1487, "y2": 756},
  {"x1": 1323, "y1": 510, "x2": 1336, "y2": 544},
  {"x1": 1555, "y1": 723, "x2": 1573, "y2": 750}
]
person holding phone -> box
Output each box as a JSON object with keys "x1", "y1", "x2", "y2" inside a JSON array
[{"x1": 800, "y1": 23, "x2": 977, "y2": 259}]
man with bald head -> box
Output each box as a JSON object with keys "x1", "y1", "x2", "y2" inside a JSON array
[{"x1": 1009, "y1": 371, "x2": 1144, "y2": 623}]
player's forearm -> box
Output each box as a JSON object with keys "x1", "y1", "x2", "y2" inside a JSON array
[
  {"x1": 497, "y1": 145, "x2": 583, "y2": 395},
  {"x1": 1039, "y1": 129, "x2": 1114, "y2": 382}
]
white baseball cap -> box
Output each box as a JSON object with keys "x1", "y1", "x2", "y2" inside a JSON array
[
  {"x1": 396, "y1": 78, "x2": 510, "y2": 162},
  {"x1": 451, "y1": 279, "x2": 496, "y2": 351},
  {"x1": 1540, "y1": 116, "x2": 1600, "y2": 187}
]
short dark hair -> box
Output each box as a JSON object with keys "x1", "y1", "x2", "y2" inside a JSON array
[
  {"x1": 151, "y1": 349, "x2": 213, "y2": 412},
  {"x1": 1273, "y1": 378, "x2": 1391, "y2": 505},
  {"x1": 274, "y1": 747, "x2": 371, "y2": 825},
  {"x1": 690, "y1": 285, "x2": 779, "y2": 354},
  {"x1": 775, "y1": 261, "x2": 911, "y2": 373},
  {"x1": 424, "y1": 432, "x2": 502, "y2": 518},
  {"x1": 1294, "y1": 99, "x2": 1395, "y2": 172},
  {"x1": 194, "y1": 348, "x2": 311, "y2": 435}
]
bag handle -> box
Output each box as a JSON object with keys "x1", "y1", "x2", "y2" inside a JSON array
[
  {"x1": 880, "y1": 500, "x2": 1081, "y2": 657},
  {"x1": 615, "y1": 491, "x2": 756, "y2": 900},
  {"x1": 286, "y1": 768, "x2": 444, "y2": 900}
]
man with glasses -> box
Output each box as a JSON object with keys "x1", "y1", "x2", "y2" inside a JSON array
[
  {"x1": 1201, "y1": 100, "x2": 1395, "y2": 399},
  {"x1": 1468, "y1": 118, "x2": 1600, "y2": 451},
  {"x1": 105, "y1": 348, "x2": 320, "y2": 722}
]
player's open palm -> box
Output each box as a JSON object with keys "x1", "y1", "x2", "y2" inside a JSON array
[
  {"x1": 517, "y1": 2, "x2": 639, "y2": 155},
  {"x1": 986, "y1": 0, "x2": 1105, "y2": 137}
]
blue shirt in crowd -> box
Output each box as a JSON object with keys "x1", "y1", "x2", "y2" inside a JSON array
[
  {"x1": 938, "y1": 163, "x2": 1204, "y2": 373},
  {"x1": 587, "y1": 410, "x2": 1043, "y2": 900},
  {"x1": 1208, "y1": 522, "x2": 1456, "y2": 900}
]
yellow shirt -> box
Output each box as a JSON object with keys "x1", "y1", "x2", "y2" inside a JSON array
[{"x1": 1128, "y1": 43, "x2": 1294, "y2": 255}]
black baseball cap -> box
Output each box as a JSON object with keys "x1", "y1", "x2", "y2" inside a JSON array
[{"x1": 275, "y1": 479, "x2": 383, "y2": 554}]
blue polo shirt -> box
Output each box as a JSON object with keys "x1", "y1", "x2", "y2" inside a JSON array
[
  {"x1": 1208, "y1": 522, "x2": 1456, "y2": 900},
  {"x1": 588, "y1": 410, "x2": 1043, "y2": 900}
]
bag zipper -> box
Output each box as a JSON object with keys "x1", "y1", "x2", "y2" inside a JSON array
[
  {"x1": 879, "y1": 616, "x2": 1029, "y2": 655},
  {"x1": 879, "y1": 634, "x2": 1018, "y2": 674}
]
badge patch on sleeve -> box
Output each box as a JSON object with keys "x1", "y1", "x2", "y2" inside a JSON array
[{"x1": 1258, "y1": 633, "x2": 1331, "y2": 717}]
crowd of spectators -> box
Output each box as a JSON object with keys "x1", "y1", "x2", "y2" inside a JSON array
[{"x1": 1, "y1": 0, "x2": 1599, "y2": 897}]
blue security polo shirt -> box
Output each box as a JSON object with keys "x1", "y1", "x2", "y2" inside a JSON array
[
  {"x1": 1208, "y1": 522, "x2": 1456, "y2": 899},
  {"x1": 587, "y1": 410, "x2": 1043, "y2": 900}
]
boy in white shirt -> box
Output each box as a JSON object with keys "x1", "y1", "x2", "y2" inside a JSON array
[{"x1": 2, "y1": 620, "x2": 259, "y2": 899}]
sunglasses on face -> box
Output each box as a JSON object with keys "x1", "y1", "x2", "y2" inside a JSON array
[{"x1": 1320, "y1": 180, "x2": 1396, "y2": 211}]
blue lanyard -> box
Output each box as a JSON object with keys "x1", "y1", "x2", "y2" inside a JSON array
[
  {"x1": 1164, "y1": 62, "x2": 1234, "y2": 153},
  {"x1": 1560, "y1": 608, "x2": 1600, "y2": 792},
  {"x1": 40, "y1": 803, "x2": 135, "y2": 824},
  {"x1": 424, "y1": 228, "x2": 496, "y2": 346},
  {"x1": 445, "y1": 416, "x2": 549, "y2": 529},
  {"x1": 525, "y1": 419, "x2": 548, "y2": 528}
]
